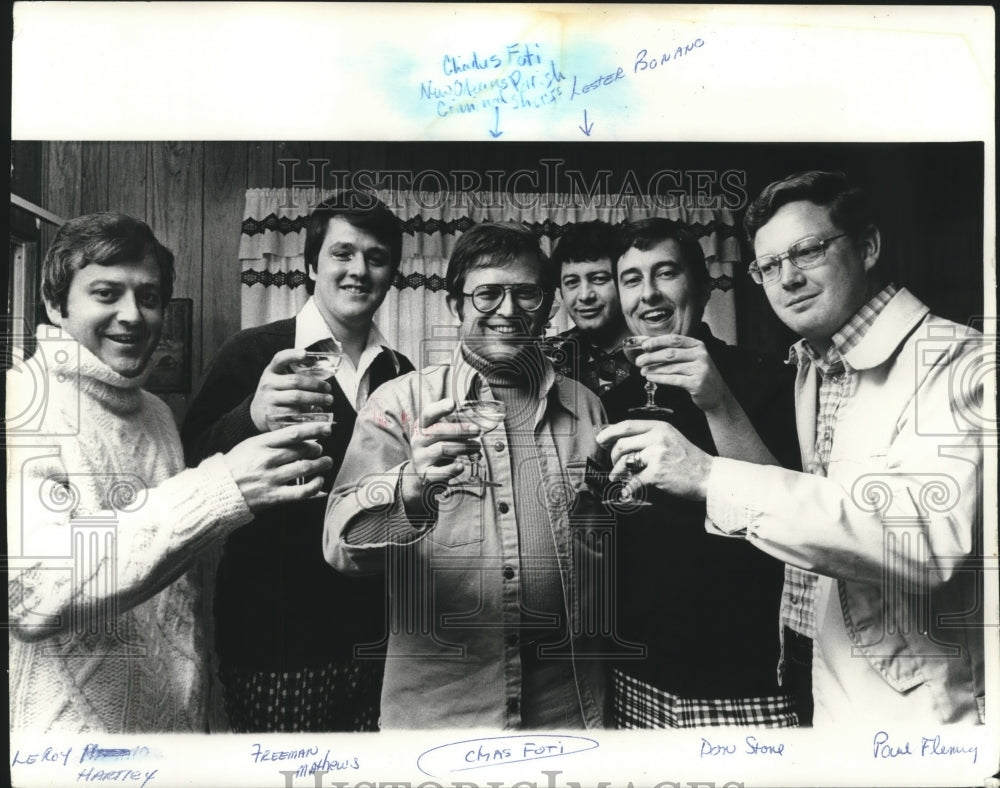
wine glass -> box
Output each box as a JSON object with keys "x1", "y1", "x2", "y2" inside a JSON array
[
  {"x1": 452, "y1": 398, "x2": 507, "y2": 489},
  {"x1": 595, "y1": 425, "x2": 652, "y2": 508},
  {"x1": 265, "y1": 411, "x2": 335, "y2": 485},
  {"x1": 623, "y1": 335, "x2": 673, "y2": 416},
  {"x1": 289, "y1": 350, "x2": 343, "y2": 378}
]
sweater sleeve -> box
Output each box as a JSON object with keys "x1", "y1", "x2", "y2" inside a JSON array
[{"x1": 7, "y1": 448, "x2": 253, "y2": 643}]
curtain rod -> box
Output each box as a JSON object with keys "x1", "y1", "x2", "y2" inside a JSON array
[{"x1": 11, "y1": 193, "x2": 65, "y2": 227}]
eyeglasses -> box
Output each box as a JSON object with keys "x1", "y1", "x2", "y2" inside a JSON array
[
  {"x1": 461, "y1": 284, "x2": 548, "y2": 313},
  {"x1": 748, "y1": 233, "x2": 848, "y2": 285}
]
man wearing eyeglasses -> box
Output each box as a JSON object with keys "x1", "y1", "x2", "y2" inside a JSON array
[
  {"x1": 607, "y1": 171, "x2": 985, "y2": 726},
  {"x1": 541, "y1": 221, "x2": 632, "y2": 396},
  {"x1": 324, "y1": 222, "x2": 610, "y2": 729}
]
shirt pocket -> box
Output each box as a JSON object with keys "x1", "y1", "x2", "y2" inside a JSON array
[{"x1": 428, "y1": 485, "x2": 488, "y2": 548}]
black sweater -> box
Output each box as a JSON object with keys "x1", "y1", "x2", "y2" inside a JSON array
[
  {"x1": 181, "y1": 318, "x2": 414, "y2": 671},
  {"x1": 601, "y1": 324, "x2": 799, "y2": 698}
]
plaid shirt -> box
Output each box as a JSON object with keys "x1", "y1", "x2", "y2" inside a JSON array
[
  {"x1": 780, "y1": 285, "x2": 898, "y2": 638},
  {"x1": 613, "y1": 669, "x2": 799, "y2": 729},
  {"x1": 541, "y1": 328, "x2": 631, "y2": 396}
]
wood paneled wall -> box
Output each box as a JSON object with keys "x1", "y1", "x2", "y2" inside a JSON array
[{"x1": 36, "y1": 142, "x2": 400, "y2": 419}]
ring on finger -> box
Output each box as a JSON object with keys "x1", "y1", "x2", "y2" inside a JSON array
[{"x1": 626, "y1": 451, "x2": 646, "y2": 471}]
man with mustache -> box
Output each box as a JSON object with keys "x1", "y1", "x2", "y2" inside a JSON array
[
  {"x1": 182, "y1": 190, "x2": 414, "y2": 732},
  {"x1": 599, "y1": 217, "x2": 803, "y2": 728},
  {"x1": 605, "y1": 172, "x2": 985, "y2": 726},
  {"x1": 542, "y1": 220, "x2": 631, "y2": 395},
  {"x1": 324, "y1": 222, "x2": 609, "y2": 729}
]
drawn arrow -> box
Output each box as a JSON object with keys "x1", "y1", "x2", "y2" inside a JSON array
[
  {"x1": 579, "y1": 109, "x2": 594, "y2": 136},
  {"x1": 488, "y1": 107, "x2": 503, "y2": 138}
]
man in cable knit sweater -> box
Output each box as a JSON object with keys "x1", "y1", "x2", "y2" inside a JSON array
[{"x1": 6, "y1": 213, "x2": 333, "y2": 733}]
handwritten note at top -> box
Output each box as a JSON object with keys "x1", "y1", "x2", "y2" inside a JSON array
[
  {"x1": 421, "y1": 43, "x2": 566, "y2": 121},
  {"x1": 417, "y1": 37, "x2": 706, "y2": 136}
]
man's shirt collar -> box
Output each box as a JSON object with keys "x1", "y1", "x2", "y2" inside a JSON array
[
  {"x1": 789, "y1": 284, "x2": 899, "y2": 375},
  {"x1": 295, "y1": 296, "x2": 399, "y2": 372}
]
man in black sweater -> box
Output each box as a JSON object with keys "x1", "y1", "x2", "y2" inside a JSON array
[
  {"x1": 182, "y1": 191, "x2": 413, "y2": 732},
  {"x1": 598, "y1": 218, "x2": 805, "y2": 728}
]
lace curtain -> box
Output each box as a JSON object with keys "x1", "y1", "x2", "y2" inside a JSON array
[{"x1": 239, "y1": 188, "x2": 742, "y2": 366}]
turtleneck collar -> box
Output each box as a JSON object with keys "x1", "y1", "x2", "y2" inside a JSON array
[
  {"x1": 36, "y1": 324, "x2": 146, "y2": 415},
  {"x1": 459, "y1": 343, "x2": 548, "y2": 397}
]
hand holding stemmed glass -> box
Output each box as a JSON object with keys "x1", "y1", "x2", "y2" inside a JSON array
[
  {"x1": 450, "y1": 398, "x2": 507, "y2": 489},
  {"x1": 594, "y1": 424, "x2": 652, "y2": 507},
  {"x1": 254, "y1": 348, "x2": 344, "y2": 489},
  {"x1": 623, "y1": 335, "x2": 675, "y2": 416}
]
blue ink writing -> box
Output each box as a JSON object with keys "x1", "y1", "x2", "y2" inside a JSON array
[
  {"x1": 872, "y1": 731, "x2": 912, "y2": 759},
  {"x1": 634, "y1": 38, "x2": 706, "y2": 73},
  {"x1": 443, "y1": 51, "x2": 502, "y2": 75},
  {"x1": 921, "y1": 735, "x2": 977, "y2": 764},
  {"x1": 745, "y1": 735, "x2": 784, "y2": 756},
  {"x1": 523, "y1": 740, "x2": 566, "y2": 758},
  {"x1": 12, "y1": 746, "x2": 73, "y2": 768},
  {"x1": 80, "y1": 744, "x2": 150, "y2": 764},
  {"x1": 569, "y1": 67, "x2": 625, "y2": 101},
  {"x1": 418, "y1": 735, "x2": 598, "y2": 777},
  {"x1": 700, "y1": 738, "x2": 736, "y2": 757},
  {"x1": 507, "y1": 43, "x2": 542, "y2": 67},
  {"x1": 250, "y1": 743, "x2": 320, "y2": 764},
  {"x1": 76, "y1": 767, "x2": 157, "y2": 788},
  {"x1": 465, "y1": 744, "x2": 512, "y2": 764}
]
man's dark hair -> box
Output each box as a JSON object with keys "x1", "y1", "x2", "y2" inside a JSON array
[
  {"x1": 550, "y1": 220, "x2": 623, "y2": 273},
  {"x1": 445, "y1": 222, "x2": 556, "y2": 316},
  {"x1": 743, "y1": 170, "x2": 876, "y2": 246},
  {"x1": 303, "y1": 189, "x2": 403, "y2": 295},
  {"x1": 614, "y1": 217, "x2": 710, "y2": 295},
  {"x1": 41, "y1": 212, "x2": 175, "y2": 317}
]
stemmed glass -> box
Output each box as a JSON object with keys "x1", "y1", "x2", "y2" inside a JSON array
[
  {"x1": 289, "y1": 350, "x2": 343, "y2": 379},
  {"x1": 595, "y1": 425, "x2": 652, "y2": 508},
  {"x1": 623, "y1": 335, "x2": 673, "y2": 416},
  {"x1": 452, "y1": 398, "x2": 507, "y2": 489}
]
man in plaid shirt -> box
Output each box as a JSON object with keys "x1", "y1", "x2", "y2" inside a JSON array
[{"x1": 600, "y1": 171, "x2": 986, "y2": 726}]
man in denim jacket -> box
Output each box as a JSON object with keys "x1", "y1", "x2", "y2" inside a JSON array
[
  {"x1": 601, "y1": 171, "x2": 986, "y2": 726},
  {"x1": 324, "y1": 222, "x2": 611, "y2": 729}
]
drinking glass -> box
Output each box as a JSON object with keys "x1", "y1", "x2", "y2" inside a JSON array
[
  {"x1": 289, "y1": 350, "x2": 343, "y2": 378},
  {"x1": 451, "y1": 398, "x2": 507, "y2": 489},
  {"x1": 595, "y1": 425, "x2": 652, "y2": 508},
  {"x1": 623, "y1": 335, "x2": 673, "y2": 416},
  {"x1": 265, "y1": 411, "x2": 335, "y2": 485}
]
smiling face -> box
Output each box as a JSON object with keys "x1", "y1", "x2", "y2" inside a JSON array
[
  {"x1": 560, "y1": 257, "x2": 624, "y2": 336},
  {"x1": 753, "y1": 200, "x2": 878, "y2": 348},
  {"x1": 310, "y1": 215, "x2": 395, "y2": 334},
  {"x1": 616, "y1": 239, "x2": 708, "y2": 338},
  {"x1": 448, "y1": 254, "x2": 548, "y2": 367},
  {"x1": 45, "y1": 256, "x2": 164, "y2": 377}
]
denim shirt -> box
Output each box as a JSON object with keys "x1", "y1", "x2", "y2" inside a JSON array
[
  {"x1": 324, "y1": 348, "x2": 611, "y2": 729},
  {"x1": 708, "y1": 289, "x2": 985, "y2": 723}
]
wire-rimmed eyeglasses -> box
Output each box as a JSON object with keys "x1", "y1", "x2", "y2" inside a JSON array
[
  {"x1": 748, "y1": 233, "x2": 848, "y2": 285},
  {"x1": 461, "y1": 284, "x2": 548, "y2": 313}
]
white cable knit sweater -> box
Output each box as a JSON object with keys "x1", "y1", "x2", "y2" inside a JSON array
[{"x1": 7, "y1": 327, "x2": 253, "y2": 732}]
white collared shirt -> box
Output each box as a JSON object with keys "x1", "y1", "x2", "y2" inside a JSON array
[{"x1": 294, "y1": 297, "x2": 397, "y2": 411}]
